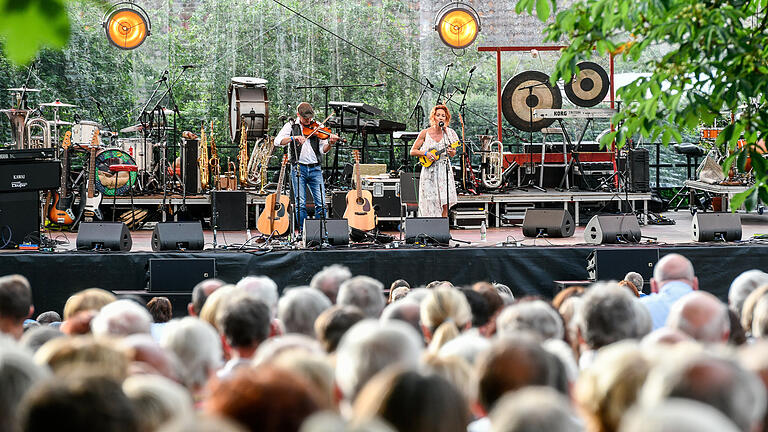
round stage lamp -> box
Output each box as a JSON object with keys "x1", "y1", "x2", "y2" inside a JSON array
[
  {"x1": 102, "y1": 2, "x2": 151, "y2": 50},
  {"x1": 434, "y1": 2, "x2": 481, "y2": 50}
]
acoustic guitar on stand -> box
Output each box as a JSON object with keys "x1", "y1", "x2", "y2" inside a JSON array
[
  {"x1": 257, "y1": 154, "x2": 290, "y2": 236},
  {"x1": 48, "y1": 131, "x2": 76, "y2": 225},
  {"x1": 82, "y1": 128, "x2": 103, "y2": 221},
  {"x1": 344, "y1": 149, "x2": 376, "y2": 231},
  {"x1": 419, "y1": 140, "x2": 462, "y2": 168}
]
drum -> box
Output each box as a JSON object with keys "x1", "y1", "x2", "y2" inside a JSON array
[
  {"x1": 228, "y1": 77, "x2": 269, "y2": 142},
  {"x1": 94, "y1": 148, "x2": 138, "y2": 196},
  {"x1": 72, "y1": 121, "x2": 102, "y2": 145},
  {"x1": 118, "y1": 138, "x2": 154, "y2": 172},
  {"x1": 700, "y1": 128, "x2": 722, "y2": 140}
]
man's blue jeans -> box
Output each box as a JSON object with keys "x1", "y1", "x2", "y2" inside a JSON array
[{"x1": 290, "y1": 164, "x2": 326, "y2": 231}]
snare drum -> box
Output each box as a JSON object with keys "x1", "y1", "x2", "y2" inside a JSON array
[
  {"x1": 229, "y1": 77, "x2": 269, "y2": 142},
  {"x1": 700, "y1": 128, "x2": 723, "y2": 140},
  {"x1": 71, "y1": 121, "x2": 102, "y2": 145},
  {"x1": 94, "y1": 148, "x2": 137, "y2": 196},
  {"x1": 118, "y1": 138, "x2": 153, "y2": 172}
]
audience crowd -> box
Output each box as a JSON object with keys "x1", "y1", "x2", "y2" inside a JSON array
[{"x1": 2, "y1": 254, "x2": 768, "y2": 432}]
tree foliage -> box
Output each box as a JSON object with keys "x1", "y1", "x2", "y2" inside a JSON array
[{"x1": 518, "y1": 0, "x2": 768, "y2": 210}]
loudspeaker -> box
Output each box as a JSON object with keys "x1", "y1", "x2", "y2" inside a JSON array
[
  {"x1": 181, "y1": 139, "x2": 200, "y2": 194},
  {"x1": 628, "y1": 148, "x2": 650, "y2": 192},
  {"x1": 76, "y1": 222, "x2": 132, "y2": 251},
  {"x1": 691, "y1": 212, "x2": 742, "y2": 242},
  {"x1": 148, "y1": 258, "x2": 215, "y2": 292},
  {"x1": 0, "y1": 160, "x2": 60, "y2": 192},
  {"x1": 584, "y1": 215, "x2": 641, "y2": 244},
  {"x1": 303, "y1": 219, "x2": 349, "y2": 247},
  {"x1": 586, "y1": 248, "x2": 659, "y2": 284},
  {"x1": 399, "y1": 172, "x2": 420, "y2": 204},
  {"x1": 151, "y1": 221, "x2": 204, "y2": 251},
  {"x1": 211, "y1": 190, "x2": 246, "y2": 231},
  {"x1": 405, "y1": 217, "x2": 450, "y2": 245},
  {"x1": 522, "y1": 209, "x2": 575, "y2": 237},
  {"x1": 0, "y1": 191, "x2": 39, "y2": 248}
]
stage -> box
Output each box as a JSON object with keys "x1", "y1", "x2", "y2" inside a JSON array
[{"x1": 4, "y1": 211, "x2": 768, "y2": 315}]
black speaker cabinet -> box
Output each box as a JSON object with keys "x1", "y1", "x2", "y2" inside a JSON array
[
  {"x1": 584, "y1": 215, "x2": 641, "y2": 244},
  {"x1": 399, "y1": 172, "x2": 420, "y2": 204},
  {"x1": 405, "y1": 217, "x2": 450, "y2": 245},
  {"x1": 0, "y1": 191, "x2": 39, "y2": 248},
  {"x1": 148, "y1": 258, "x2": 216, "y2": 292},
  {"x1": 152, "y1": 221, "x2": 204, "y2": 251},
  {"x1": 628, "y1": 148, "x2": 650, "y2": 192},
  {"x1": 587, "y1": 248, "x2": 659, "y2": 284},
  {"x1": 522, "y1": 209, "x2": 575, "y2": 238},
  {"x1": 181, "y1": 139, "x2": 200, "y2": 194},
  {"x1": 0, "y1": 160, "x2": 60, "y2": 192},
  {"x1": 303, "y1": 219, "x2": 349, "y2": 247},
  {"x1": 691, "y1": 212, "x2": 742, "y2": 242},
  {"x1": 76, "y1": 222, "x2": 132, "y2": 251},
  {"x1": 331, "y1": 191, "x2": 347, "y2": 219},
  {"x1": 211, "y1": 190, "x2": 246, "y2": 231}
]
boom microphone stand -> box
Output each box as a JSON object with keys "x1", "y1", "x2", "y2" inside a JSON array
[{"x1": 436, "y1": 63, "x2": 453, "y2": 105}]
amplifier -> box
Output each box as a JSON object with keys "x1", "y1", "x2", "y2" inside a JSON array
[{"x1": 0, "y1": 160, "x2": 60, "y2": 192}]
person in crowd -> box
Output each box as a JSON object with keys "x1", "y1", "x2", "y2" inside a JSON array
[
  {"x1": 409, "y1": 104, "x2": 458, "y2": 217},
  {"x1": 389, "y1": 287, "x2": 410, "y2": 303},
  {"x1": 216, "y1": 296, "x2": 271, "y2": 378},
  {"x1": 422, "y1": 353, "x2": 475, "y2": 412},
  {"x1": 314, "y1": 305, "x2": 365, "y2": 353},
  {"x1": 620, "y1": 399, "x2": 741, "y2": 432},
  {"x1": 727, "y1": 309, "x2": 747, "y2": 345},
  {"x1": 552, "y1": 286, "x2": 586, "y2": 311},
  {"x1": 63, "y1": 287, "x2": 116, "y2": 322},
  {"x1": 496, "y1": 299, "x2": 564, "y2": 341},
  {"x1": 666, "y1": 291, "x2": 730, "y2": 343},
  {"x1": 187, "y1": 278, "x2": 226, "y2": 317},
  {"x1": 380, "y1": 300, "x2": 422, "y2": 336},
  {"x1": 640, "y1": 253, "x2": 698, "y2": 329},
  {"x1": 122, "y1": 374, "x2": 194, "y2": 432},
  {"x1": 36, "y1": 311, "x2": 61, "y2": 325},
  {"x1": 739, "y1": 340, "x2": 768, "y2": 432},
  {"x1": 0, "y1": 336, "x2": 50, "y2": 432},
  {"x1": 387, "y1": 279, "x2": 411, "y2": 304},
  {"x1": 20, "y1": 326, "x2": 64, "y2": 353},
  {"x1": 461, "y1": 288, "x2": 491, "y2": 329},
  {"x1": 34, "y1": 336, "x2": 130, "y2": 381},
  {"x1": 160, "y1": 317, "x2": 222, "y2": 401},
  {"x1": 0, "y1": 274, "x2": 34, "y2": 340},
  {"x1": 489, "y1": 386, "x2": 581, "y2": 432},
  {"x1": 310, "y1": 264, "x2": 352, "y2": 304},
  {"x1": 728, "y1": 269, "x2": 768, "y2": 318},
  {"x1": 741, "y1": 284, "x2": 768, "y2": 338},
  {"x1": 120, "y1": 334, "x2": 182, "y2": 382},
  {"x1": 421, "y1": 286, "x2": 472, "y2": 353},
  {"x1": 617, "y1": 280, "x2": 640, "y2": 297},
  {"x1": 624, "y1": 271, "x2": 645, "y2": 294},
  {"x1": 337, "y1": 276, "x2": 385, "y2": 318},
  {"x1": 236, "y1": 276, "x2": 279, "y2": 317},
  {"x1": 91, "y1": 299, "x2": 153, "y2": 338},
  {"x1": 437, "y1": 332, "x2": 492, "y2": 366},
  {"x1": 278, "y1": 287, "x2": 332, "y2": 337},
  {"x1": 273, "y1": 102, "x2": 340, "y2": 231},
  {"x1": 352, "y1": 368, "x2": 470, "y2": 432},
  {"x1": 199, "y1": 285, "x2": 239, "y2": 331},
  {"x1": 148, "y1": 297, "x2": 172, "y2": 323}
]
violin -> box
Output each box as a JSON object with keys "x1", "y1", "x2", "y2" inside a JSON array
[{"x1": 302, "y1": 117, "x2": 346, "y2": 143}]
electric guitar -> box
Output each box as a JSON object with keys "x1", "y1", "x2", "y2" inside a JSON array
[
  {"x1": 419, "y1": 140, "x2": 462, "y2": 168},
  {"x1": 82, "y1": 129, "x2": 103, "y2": 221},
  {"x1": 256, "y1": 154, "x2": 290, "y2": 236},
  {"x1": 48, "y1": 131, "x2": 76, "y2": 225},
  {"x1": 344, "y1": 149, "x2": 377, "y2": 231}
]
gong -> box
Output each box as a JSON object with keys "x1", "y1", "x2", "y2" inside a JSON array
[
  {"x1": 501, "y1": 71, "x2": 562, "y2": 132},
  {"x1": 564, "y1": 61, "x2": 610, "y2": 107}
]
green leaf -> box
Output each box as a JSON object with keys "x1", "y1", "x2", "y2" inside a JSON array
[
  {"x1": 731, "y1": 187, "x2": 755, "y2": 211},
  {"x1": 536, "y1": 0, "x2": 551, "y2": 21},
  {"x1": 0, "y1": 0, "x2": 70, "y2": 65}
]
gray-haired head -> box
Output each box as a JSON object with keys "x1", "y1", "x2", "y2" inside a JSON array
[
  {"x1": 729, "y1": 269, "x2": 768, "y2": 319},
  {"x1": 310, "y1": 264, "x2": 352, "y2": 304},
  {"x1": 36, "y1": 311, "x2": 61, "y2": 325},
  {"x1": 122, "y1": 374, "x2": 194, "y2": 432},
  {"x1": 666, "y1": 291, "x2": 730, "y2": 343},
  {"x1": 236, "y1": 276, "x2": 279, "y2": 318},
  {"x1": 91, "y1": 299, "x2": 152, "y2": 338},
  {"x1": 0, "y1": 336, "x2": 51, "y2": 432},
  {"x1": 620, "y1": 398, "x2": 740, "y2": 432},
  {"x1": 380, "y1": 300, "x2": 422, "y2": 336},
  {"x1": 624, "y1": 272, "x2": 645, "y2": 293},
  {"x1": 278, "y1": 287, "x2": 332, "y2": 337},
  {"x1": 337, "y1": 276, "x2": 385, "y2": 318},
  {"x1": 576, "y1": 283, "x2": 639, "y2": 350},
  {"x1": 496, "y1": 300, "x2": 564, "y2": 340},
  {"x1": 489, "y1": 386, "x2": 580, "y2": 432},
  {"x1": 189, "y1": 278, "x2": 225, "y2": 317},
  {"x1": 335, "y1": 319, "x2": 423, "y2": 401},
  {"x1": 160, "y1": 317, "x2": 222, "y2": 390},
  {"x1": 19, "y1": 326, "x2": 64, "y2": 354},
  {"x1": 438, "y1": 331, "x2": 492, "y2": 366},
  {"x1": 652, "y1": 254, "x2": 697, "y2": 291}
]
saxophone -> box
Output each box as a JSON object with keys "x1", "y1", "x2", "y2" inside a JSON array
[
  {"x1": 238, "y1": 120, "x2": 248, "y2": 188},
  {"x1": 209, "y1": 121, "x2": 221, "y2": 190},
  {"x1": 198, "y1": 122, "x2": 209, "y2": 190}
]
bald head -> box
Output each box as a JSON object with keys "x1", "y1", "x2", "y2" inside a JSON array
[
  {"x1": 667, "y1": 292, "x2": 729, "y2": 343},
  {"x1": 652, "y1": 254, "x2": 697, "y2": 292}
]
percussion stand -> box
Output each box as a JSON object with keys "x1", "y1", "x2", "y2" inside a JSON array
[
  {"x1": 519, "y1": 83, "x2": 547, "y2": 192},
  {"x1": 136, "y1": 70, "x2": 167, "y2": 195}
]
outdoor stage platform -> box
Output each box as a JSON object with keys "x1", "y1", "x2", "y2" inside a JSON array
[{"x1": 3, "y1": 211, "x2": 768, "y2": 315}]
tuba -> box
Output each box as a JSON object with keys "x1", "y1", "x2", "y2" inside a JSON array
[
  {"x1": 238, "y1": 120, "x2": 249, "y2": 187},
  {"x1": 198, "y1": 122, "x2": 209, "y2": 190},
  {"x1": 478, "y1": 135, "x2": 504, "y2": 189},
  {"x1": 247, "y1": 135, "x2": 275, "y2": 193},
  {"x1": 26, "y1": 117, "x2": 51, "y2": 149}
]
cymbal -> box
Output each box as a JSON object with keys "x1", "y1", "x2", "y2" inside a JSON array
[
  {"x1": 51, "y1": 120, "x2": 74, "y2": 126},
  {"x1": 120, "y1": 124, "x2": 145, "y2": 133},
  {"x1": 40, "y1": 99, "x2": 77, "y2": 108},
  {"x1": 7, "y1": 87, "x2": 40, "y2": 92}
]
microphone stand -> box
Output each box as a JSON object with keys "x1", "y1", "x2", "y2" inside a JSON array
[
  {"x1": 409, "y1": 79, "x2": 431, "y2": 130},
  {"x1": 457, "y1": 69, "x2": 476, "y2": 193},
  {"x1": 436, "y1": 64, "x2": 453, "y2": 104},
  {"x1": 294, "y1": 82, "x2": 385, "y2": 118}
]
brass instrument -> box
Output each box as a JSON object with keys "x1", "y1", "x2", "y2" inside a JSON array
[
  {"x1": 247, "y1": 135, "x2": 275, "y2": 193},
  {"x1": 209, "y1": 121, "x2": 221, "y2": 190},
  {"x1": 198, "y1": 122, "x2": 210, "y2": 190},
  {"x1": 25, "y1": 117, "x2": 51, "y2": 149},
  {"x1": 238, "y1": 119, "x2": 248, "y2": 187},
  {"x1": 478, "y1": 135, "x2": 504, "y2": 189}
]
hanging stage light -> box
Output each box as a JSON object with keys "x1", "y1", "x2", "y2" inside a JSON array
[
  {"x1": 434, "y1": 2, "x2": 481, "y2": 50},
  {"x1": 102, "y1": 2, "x2": 151, "y2": 50}
]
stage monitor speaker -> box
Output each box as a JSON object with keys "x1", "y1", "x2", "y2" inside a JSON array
[
  {"x1": 0, "y1": 191, "x2": 39, "y2": 249},
  {"x1": 76, "y1": 222, "x2": 132, "y2": 251},
  {"x1": 303, "y1": 219, "x2": 350, "y2": 248},
  {"x1": 405, "y1": 217, "x2": 450, "y2": 245},
  {"x1": 628, "y1": 148, "x2": 650, "y2": 192},
  {"x1": 148, "y1": 258, "x2": 215, "y2": 292},
  {"x1": 584, "y1": 215, "x2": 641, "y2": 244},
  {"x1": 522, "y1": 209, "x2": 575, "y2": 237},
  {"x1": 399, "y1": 172, "x2": 420, "y2": 205},
  {"x1": 152, "y1": 221, "x2": 204, "y2": 251},
  {"x1": 691, "y1": 212, "x2": 742, "y2": 242},
  {"x1": 181, "y1": 139, "x2": 200, "y2": 194},
  {"x1": 586, "y1": 248, "x2": 659, "y2": 287},
  {"x1": 211, "y1": 190, "x2": 246, "y2": 231}
]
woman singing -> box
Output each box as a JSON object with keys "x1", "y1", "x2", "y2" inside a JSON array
[{"x1": 409, "y1": 105, "x2": 458, "y2": 217}]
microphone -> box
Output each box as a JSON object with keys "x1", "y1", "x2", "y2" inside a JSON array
[
  {"x1": 453, "y1": 85, "x2": 465, "y2": 94},
  {"x1": 373, "y1": 82, "x2": 387, "y2": 87},
  {"x1": 279, "y1": 115, "x2": 288, "y2": 123},
  {"x1": 181, "y1": 64, "x2": 197, "y2": 69},
  {"x1": 424, "y1": 77, "x2": 434, "y2": 88},
  {"x1": 89, "y1": 96, "x2": 101, "y2": 106},
  {"x1": 438, "y1": 121, "x2": 445, "y2": 128},
  {"x1": 154, "y1": 70, "x2": 168, "y2": 84},
  {"x1": 446, "y1": 62, "x2": 454, "y2": 68},
  {"x1": 469, "y1": 64, "x2": 477, "y2": 73}
]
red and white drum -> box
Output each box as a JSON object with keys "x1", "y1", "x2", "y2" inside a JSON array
[{"x1": 118, "y1": 138, "x2": 154, "y2": 172}]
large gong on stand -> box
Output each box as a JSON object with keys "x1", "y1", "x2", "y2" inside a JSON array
[
  {"x1": 564, "y1": 61, "x2": 610, "y2": 107},
  {"x1": 501, "y1": 71, "x2": 562, "y2": 132}
]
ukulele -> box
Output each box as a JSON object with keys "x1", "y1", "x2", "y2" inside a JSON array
[
  {"x1": 48, "y1": 131, "x2": 76, "y2": 225},
  {"x1": 419, "y1": 140, "x2": 462, "y2": 168},
  {"x1": 344, "y1": 149, "x2": 376, "y2": 231},
  {"x1": 82, "y1": 129, "x2": 103, "y2": 221},
  {"x1": 256, "y1": 154, "x2": 290, "y2": 236}
]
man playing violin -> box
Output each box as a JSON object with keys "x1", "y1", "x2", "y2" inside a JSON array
[{"x1": 274, "y1": 102, "x2": 340, "y2": 233}]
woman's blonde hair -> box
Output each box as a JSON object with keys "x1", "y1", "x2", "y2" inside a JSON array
[
  {"x1": 63, "y1": 288, "x2": 117, "y2": 320},
  {"x1": 421, "y1": 287, "x2": 471, "y2": 354},
  {"x1": 429, "y1": 105, "x2": 451, "y2": 128}
]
